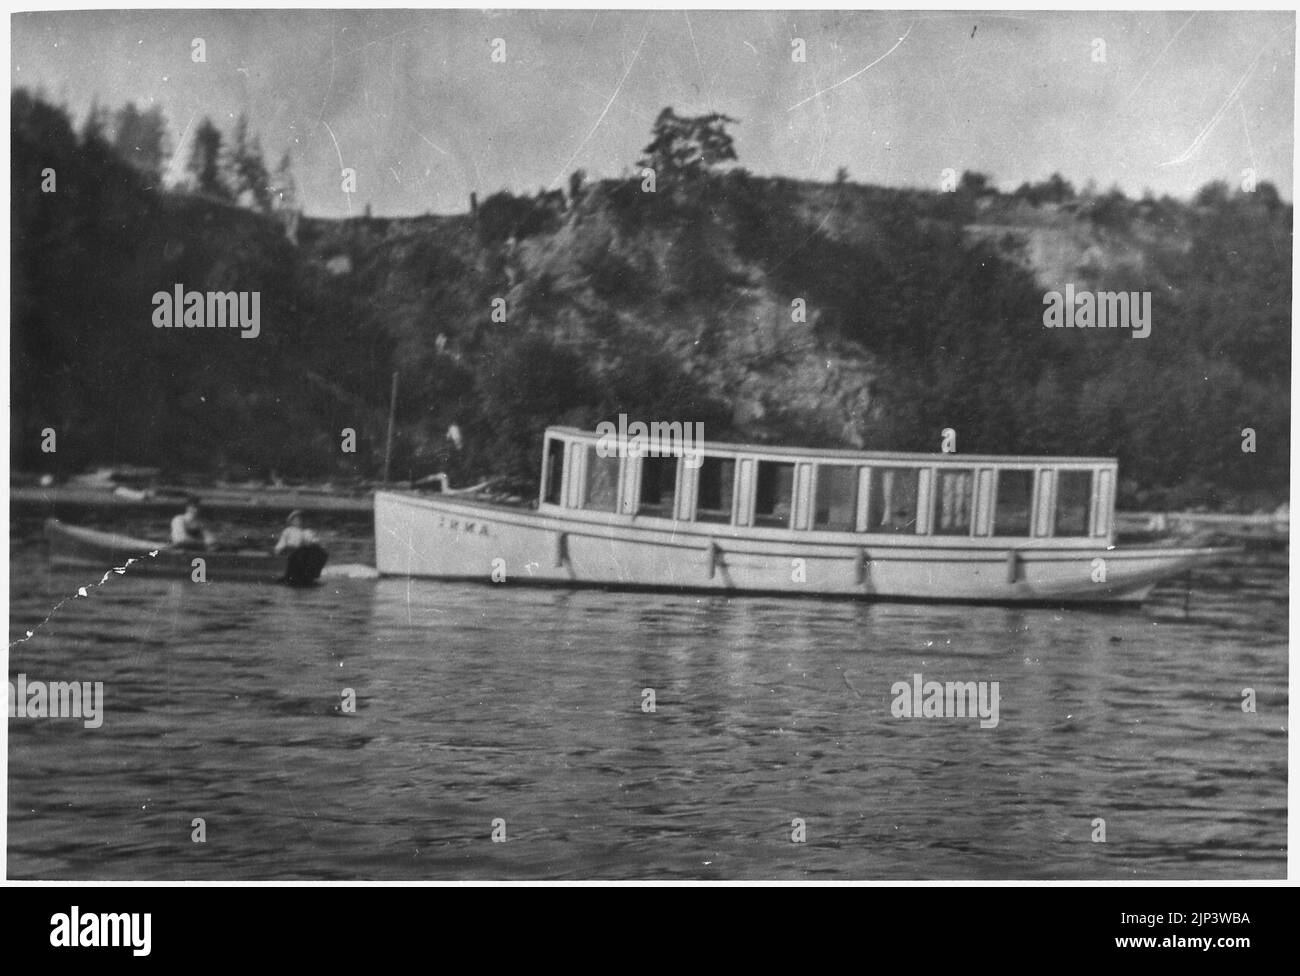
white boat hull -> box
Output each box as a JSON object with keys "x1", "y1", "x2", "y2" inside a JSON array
[{"x1": 375, "y1": 491, "x2": 1232, "y2": 605}]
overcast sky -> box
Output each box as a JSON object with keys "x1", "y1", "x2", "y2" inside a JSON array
[{"x1": 11, "y1": 9, "x2": 1295, "y2": 217}]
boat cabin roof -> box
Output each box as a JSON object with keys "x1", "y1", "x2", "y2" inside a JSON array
[{"x1": 545, "y1": 426, "x2": 1116, "y2": 466}]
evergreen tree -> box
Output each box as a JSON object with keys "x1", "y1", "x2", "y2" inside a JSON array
[
  {"x1": 227, "y1": 113, "x2": 272, "y2": 211},
  {"x1": 186, "y1": 116, "x2": 230, "y2": 200},
  {"x1": 80, "y1": 97, "x2": 110, "y2": 146},
  {"x1": 112, "y1": 102, "x2": 168, "y2": 182},
  {"x1": 268, "y1": 151, "x2": 298, "y2": 211}
]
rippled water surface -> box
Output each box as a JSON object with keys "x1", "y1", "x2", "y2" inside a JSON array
[{"x1": 7, "y1": 512, "x2": 1288, "y2": 879}]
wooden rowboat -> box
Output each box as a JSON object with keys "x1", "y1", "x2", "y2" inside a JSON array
[{"x1": 44, "y1": 519, "x2": 328, "y2": 585}]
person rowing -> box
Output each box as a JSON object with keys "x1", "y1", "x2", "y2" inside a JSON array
[
  {"x1": 170, "y1": 497, "x2": 216, "y2": 551},
  {"x1": 275, "y1": 510, "x2": 328, "y2": 585},
  {"x1": 275, "y1": 510, "x2": 318, "y2": 554}
]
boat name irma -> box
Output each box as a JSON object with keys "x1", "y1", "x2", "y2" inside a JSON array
[{"x1": 435, "y1": 515, "x2": 489, "y2": 536}]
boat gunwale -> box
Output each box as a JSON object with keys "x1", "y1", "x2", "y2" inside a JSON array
[
  {"x1": 46, "y1": 520, "x2": 169, "y2": 552},
  {"x1": 45, "y1": 519, "x2": 289, "y2": 564}
]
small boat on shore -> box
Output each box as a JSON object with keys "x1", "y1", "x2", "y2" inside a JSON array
[
  {"x1": 44, "y1": 519, "x2": 328, "y2": 585},
  {"x1": 373, "y1": 426, "x2": 1236, "y2": 605}
]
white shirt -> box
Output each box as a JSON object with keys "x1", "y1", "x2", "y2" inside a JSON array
[
  {"x1": 170, "y1": 514, "x2": 208, "y2": 545},
  {"x1": 275, "y1": 526, "x2": 318, "y2": 552}
]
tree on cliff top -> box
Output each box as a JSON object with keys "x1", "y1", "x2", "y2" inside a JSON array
[
  {"x1": 637, "y1": 107, "x2": 739, "y2": 179},
  {"x1": 112, "y1": 102, "x2": 168, "y2": 183}
]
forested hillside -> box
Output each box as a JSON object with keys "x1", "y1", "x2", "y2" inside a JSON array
[{"x1": 11, "y1": 91, "x2": 1290, "y2": 508}]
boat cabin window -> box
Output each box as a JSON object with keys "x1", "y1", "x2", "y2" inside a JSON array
[
  {"x1": 694, "y1": 456, "x2": 736, "y2": 524},
  {"x1": 814, "y1": 465, "x2": 858, "y2": 531},
  {"x1": 583, "y1": 446, "x2": 621, "y2": 512},
  {"x1": 543, "y1": 438, "x2": 565, "y2": 506},
  {"x1": 993, "y1": 469, "x2": 1033, "y2": 536},
  {"x1": 1055, "y1": 470, "x2": 1093, "y2": 536},
  {"x1": 867, "y1": 467, "x2": 920, "y2": 533},
  {"x1": 753, "y1": 461, "x2": 795, "y2": 528},
  {"x1": 933, "y1": 469, "x2": 975, "y2": 536},
  {"x1": 638, "y1": 455, "x2": 678, "y2": 517}
]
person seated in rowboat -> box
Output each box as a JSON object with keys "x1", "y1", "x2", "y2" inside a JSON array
[
  {"x1": 274, "y1": 510, "x2": 318, "y2": 553},
  {"x1": 170, "y1": 498, "x2": 216, "y2": 551}
]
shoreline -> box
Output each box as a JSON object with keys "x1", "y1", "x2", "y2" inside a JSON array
[
  {"x1": 10, "y1": 484, "x2": 373, "y2": 515},
  {"x1": 10, "y1": 485, "x2": 1287, "y2": 546}
]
